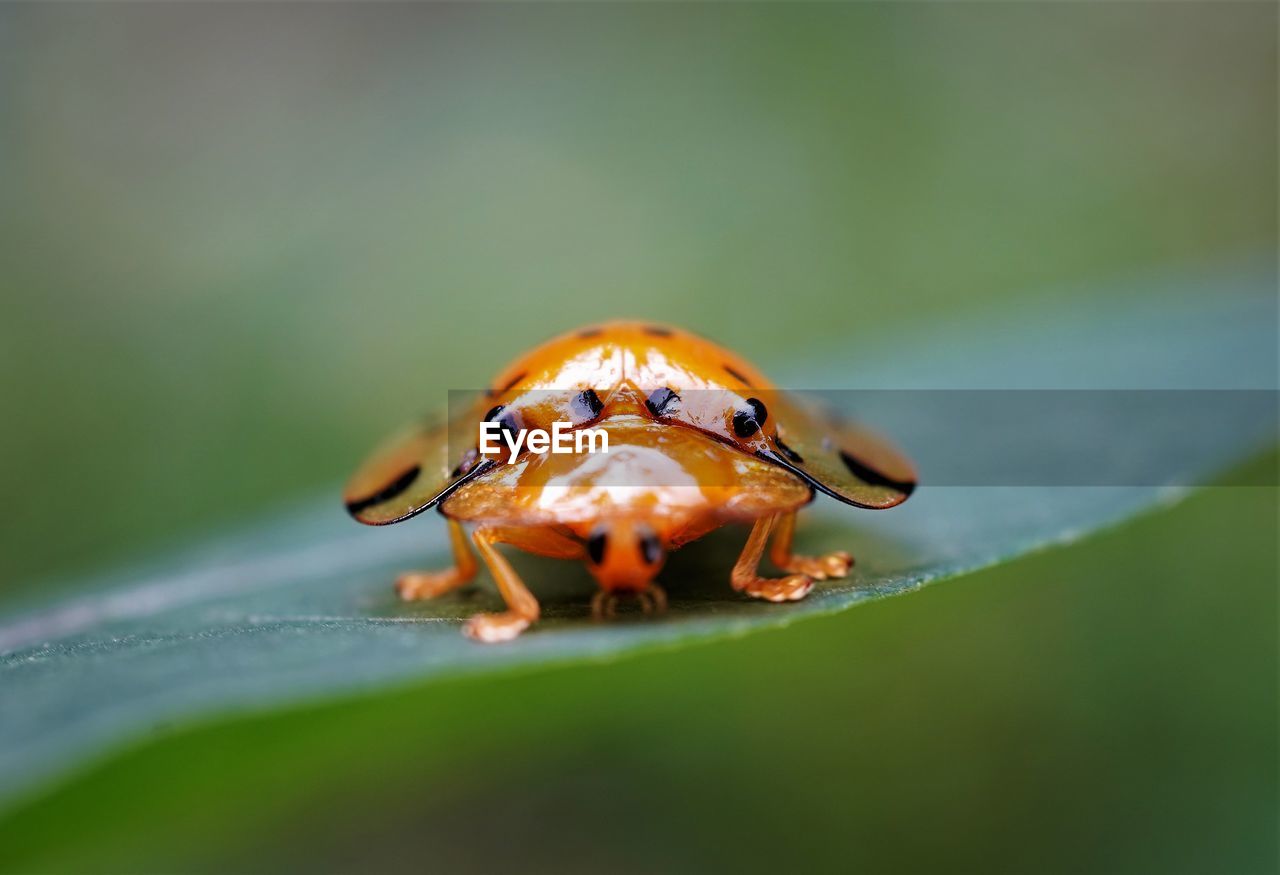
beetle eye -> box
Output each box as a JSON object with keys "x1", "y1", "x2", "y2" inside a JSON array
[
  {"x1": 586, "y1": 529, "x2": 607, "y2": 565},
  {"x1": 645, "y1": 387, "x2": 680, "y2": 418},
  {"x1": 732, "y1": 397, "x2": 768, "y2": 439},
  {"x1": 639, "y1": 530, "x2": 663, "y2": 565}
]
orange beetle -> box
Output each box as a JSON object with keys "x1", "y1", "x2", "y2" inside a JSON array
[{"x1": 344, "y1": 322, "x2": 916, "y2": 642}]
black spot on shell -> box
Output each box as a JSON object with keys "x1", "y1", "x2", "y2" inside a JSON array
[
  {"x1": 346, "y1": 465, "x2": 421, "y2": 515},
  {"x1": 587, "y1": 529, "x2": 607, "y2": 565},
  {"x1": 732, "y1": 398, "x2": 767, "y2": 438},
  {"x1": 645, "y1": 387, "x2": 680, "y2": 417},
  {"x1": 724, "y1": 365, "x2": 751, "y2": 384},
  {"x1": 572, "y1": 388, "x2": 604, "y2": 422},
  {"x1": 839, "y1": 450, "x2": 917, "y2": 496},
  {"x1": 485, "y1": 405, "x2": 521, "y2": 438},
  {"x1": 488, "y1": 372, "x2": 527, "y2": 397},
  {"x1": 578, "y1": 327, "x2": 603, "y2": 339},
  {"x1": 642, "y1": 325, "x2": 672, "y2": 337}
]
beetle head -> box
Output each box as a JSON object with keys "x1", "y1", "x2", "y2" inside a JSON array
[{"x1": 584, "y1": 519, "x2": 666, "y2": 592}]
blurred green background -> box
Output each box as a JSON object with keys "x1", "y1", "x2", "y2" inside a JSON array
[{"x1": 0, "y1": 2, "x2": 1275, "y2": 872}]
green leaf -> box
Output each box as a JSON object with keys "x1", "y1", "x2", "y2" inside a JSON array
[{"x1": 0, "y1": 262, "x2": 1274, "y2": 810}]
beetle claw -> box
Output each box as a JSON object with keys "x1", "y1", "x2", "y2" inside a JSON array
[
  {"x1": 779, "y1": 550, "x2": 854, "y2": 581},
  {"x1": 463, "y1": 611, "x2": 530, "y2": 643},
  {"x1": 743, "y1": 573, "x2": 813, "y2": 602}
]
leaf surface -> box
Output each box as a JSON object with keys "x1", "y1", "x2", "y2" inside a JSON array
[{"x1": 1, "y1": 263, "x2": 1275, "y2": 808}]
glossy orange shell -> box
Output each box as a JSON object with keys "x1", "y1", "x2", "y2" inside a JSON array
[
  {"x1": 486, "y1": 321, "x2": 774, "y2": 399},
  {"x1": 343, "y1": 321, "x2": 916, "y2": 526},
  {"x1": 442, "y1": 414, "x2": 813, "y2": 541}
]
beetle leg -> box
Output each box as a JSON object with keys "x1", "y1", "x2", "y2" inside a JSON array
[
  {"x1": 591, "y1": 583, "x2": 668, "y2": 620},
  {"x1": 463, "y1": 526, "x2": 544, "y2": 643},
  {"x1": 591, "y1": 590, "x2": 618, "y2": 620},
  {"x1": 638, "y1": 582, "x2": 668, "y2": 614},
  {"x1": 396, "y1": 518, "x2": 479, "y2": 600},
  {"x1": 731, "y1": 514, "x2": 813, "y2": 602},
  {"x1": 767, "y1": 511, "x2": 854, "y2": 581}
]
